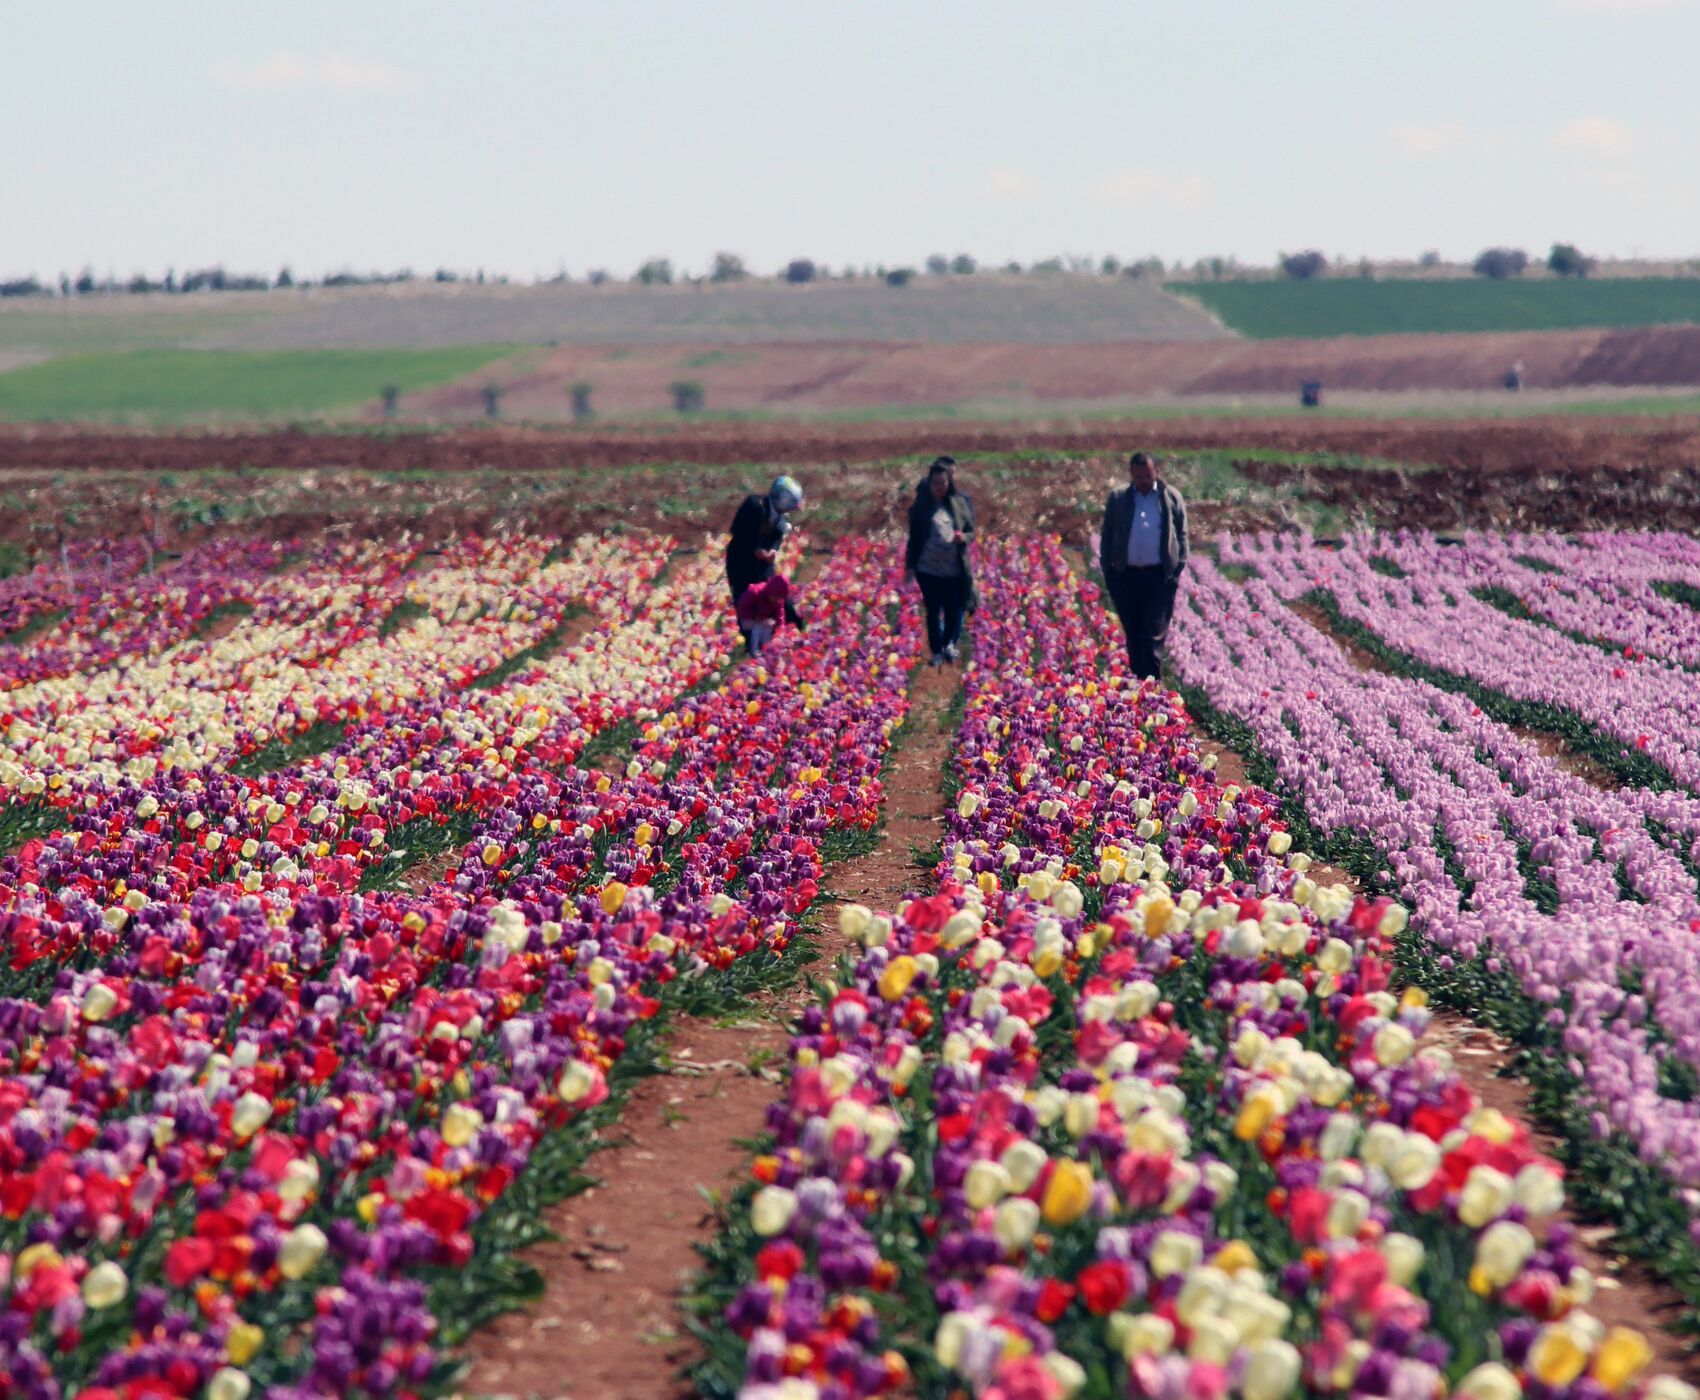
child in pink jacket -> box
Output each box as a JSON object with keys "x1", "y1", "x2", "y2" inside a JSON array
[{"x1": 734, "y1": 574, "x2": 793, "y2": 657}]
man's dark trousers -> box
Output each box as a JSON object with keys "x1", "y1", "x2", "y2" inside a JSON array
[{"x1": 1105, "y1": 566, "x2": 1176, "y2": 680}]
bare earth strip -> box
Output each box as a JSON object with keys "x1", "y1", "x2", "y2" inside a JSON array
[{"x1": 402, "y1": 327, "x2": 1700, "y2": 423}]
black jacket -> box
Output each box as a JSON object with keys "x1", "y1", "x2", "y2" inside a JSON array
[
  {"x1": 727, "y1": 493, "x2": 788, "y2": 593},
  {"x1": 1099, "y1": 480, "x2": 1188, "y2": 582},
  {"x1": 905, "y1": 485, "x2": 975, "y2": 575}
]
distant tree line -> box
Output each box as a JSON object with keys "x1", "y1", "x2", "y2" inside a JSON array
[
  {"x1": 0, "y1": 265, "x2": 512, "y2": 299},
  {"x1": 3, "y1": 243, "x2": 1682, "y2": 299},
  {"x1": 1276, "y1": 243, "x2": 1602, "y2": 283}
]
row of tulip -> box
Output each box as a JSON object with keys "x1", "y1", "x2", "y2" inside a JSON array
[
  {"x1": 703, "y1": 538, "x2": 1678, "y2": 1400},
  {"x1": 0, "y1": 532, "x2": 661, "y2": 789},
  {"x1": 0, "y1": 537, "x2": 298, "y2": 691},
  {"x1": 0, "y1": 532, "x2": 912, "y2": 1397},
  {"x1": 1171, "y1": 555, "x2": 1700, "y2": 1179},
  {"x1": 1216, "y1": 532, "x2": 1700, "y2": 793},
  {"x1": 1407, "y1": 531, "x2": 1700, "y2": 672},
  {"x1": 0, "y1": 541, "x2": 733, "y2": 974},
  {"x1": 1160, "y1": 548, "x2": 1700, "y2": 1343},
  {"x1": 0, "y1": 541, "x2": 156, "y2": 647}
]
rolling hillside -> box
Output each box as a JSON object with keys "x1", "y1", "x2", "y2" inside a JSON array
[{"x1": 1169, "y1": 276, "x2": 1700, "y2": 338}]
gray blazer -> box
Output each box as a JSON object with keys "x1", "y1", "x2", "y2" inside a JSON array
[{"x1": 1099, "y1": 481, "x2": 1188, "y2": 582}]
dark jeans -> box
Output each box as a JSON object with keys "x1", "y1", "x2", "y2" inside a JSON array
[
  {"x1": 729, "y1": 577, "x2": 756, "y2": 653},
  {"x1": 917, "y1": 570, "x2": 969, "y2": 657},
  {"x1": 1105, "y1": 566, "x2": 1178, "y2": 680}
]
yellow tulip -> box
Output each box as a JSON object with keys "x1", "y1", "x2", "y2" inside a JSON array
[
  {"x1": 600, "y1": 881, "x2": 627, "y2": 915},
  {"x1": 226, "y1": 1321, "x2": 265, "y2": 1366},
  {"x1": 1592, "y1": 1328, "x2": 1654, "y2": 1394},
  {"x1": 1528, "y1": 1326, "x2": 1589, "y2": 1388},
  {"x1": 1234, "y1": 1088, "x2": 1281, "y2": 1142},
  {"x1": 1210, "y1": 1240, "x2": 1259, "y2": 1275},
  {"x1": 441, "y1": 1102, "x2": 482, "y2": 1148},
  {"x1": 879, "y1": 956, "x2": 918, "y2": 1002},
  {"x1": 1041, "y1": 1160, "x2": 1093, "y2": 1226}
]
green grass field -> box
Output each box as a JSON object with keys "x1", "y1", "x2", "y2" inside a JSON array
[
  {"x1": 1169, "y1": 277, "x2": 1700, "y2": 339},
  {"x1": 0, "y1": 346, "x2": 517, "y2": 423}
]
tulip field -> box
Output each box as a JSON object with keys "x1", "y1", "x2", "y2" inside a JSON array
[
  {"x1": 3, "y1": 494, "x2": 1700, "y2": 1400},
  {"x1": 695, "y1": 535, "x2": 1699, "y2": 1400}
]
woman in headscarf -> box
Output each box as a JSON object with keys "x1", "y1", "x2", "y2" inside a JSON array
[
  {"x1": 904, "y1": 456, "x2": 975, "y2": 666},
  {"x1": 726, "y1": 474, "x2": 805, "y2": 653}
]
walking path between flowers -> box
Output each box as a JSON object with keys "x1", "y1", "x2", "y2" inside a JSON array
[
  {"x1": 1240, "y1": 600, "x2": 1700, "y2": 1377},
  {"x1": 454, "y1": 661, "x2": 961, "y2": 1400}
]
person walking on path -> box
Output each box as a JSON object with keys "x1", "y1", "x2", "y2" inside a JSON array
[
  {"x1": 1098, "y1": 451, "x2": 1188, "y2": 680},
  {"x1": 905, "y1": 456, "x2": 975, "y2": 667},
  {"x1": 726, "y1": 475, "x2": 805, "y2": 653}
]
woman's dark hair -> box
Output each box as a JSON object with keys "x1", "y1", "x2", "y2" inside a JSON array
[{"x1": 928, "y1": 455, "x2": 956, "y2": 475}]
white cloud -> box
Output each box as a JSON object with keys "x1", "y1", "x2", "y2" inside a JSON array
[
  {"x1": 216, "y1": 52, "x2": 406, "y2": 91},
  {"x1": 982, "y1": 167, "x2": 1039, "y2": 202},
  {"x1": 1391, "y1": 122, "x2": 1466, "y2": 155},
  {"x1": 1090, "y1": 170, "x2": 1211, "y2": 211},
  {"x1": 1552, "y1": 116, "x2": 1640, "y2": 157}
]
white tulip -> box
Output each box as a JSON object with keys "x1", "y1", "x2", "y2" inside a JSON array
[
  {"x1": 751, "y1": 1186, "x2": 798, "y2": 1237},
  {"x1": 279, "y1": 1223, "x2": 327, "y2": 1280},
  {"x1": 1458, "y1": 1165, "x2": 1516, "y2": 1228},
  {"x1": 993, "y1": 1197, "x2": 1040, "y2": 1252},
  {"x1": 1241, "y1": 1340, "x2": 1302, "y2": 1400},
  {"x1": 1475, "y1": 1220, "x2": 1536, "y2": 1288},
  {"x1": 207, "y1": 1369, "x2": 252, "y2": 1400},
  {"x1": 1457, "y1": 1363, "x2": 1522, "y2": 1400},
  {"x1": 81, "y1": 1260, "x2": 128, "y2": 1309}
]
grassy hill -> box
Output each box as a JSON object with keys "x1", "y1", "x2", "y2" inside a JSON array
[
  {"x1": 1169, "y1": 277, "x2": 1700, "y2": 339},
  {"x1": 0, "y1": 346, "x2": 516, "y2": 423},
  {"x1": 0, "y1": 276, "x2": 1231, "y2": 357}
]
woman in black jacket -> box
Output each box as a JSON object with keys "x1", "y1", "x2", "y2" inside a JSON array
[
  {"x1": 725, "y1": 475, "x2": 805, "y2": 653},
  {"x1": 904, "y1": 456, "x2": 975, "y2": 666}
]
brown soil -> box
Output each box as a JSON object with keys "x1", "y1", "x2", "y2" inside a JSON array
[
  {"x1": 9, "y1": 421, "x2": 1700, "y2": 558},
  {"x1": 1286, "y1": 599, "x2": 1389, "y2": 674},
  {"x1": 399, "y1": 845, "x2": 466, "y2": 897},
  {"x1": 1516, "y1": 728, "x2": 1620, "y2": 791},
  {"x1": 194, "y1": 605, "x2": 255, "y2": 646},
  {"x1": 452, "y1": 661, "x2": 959, "y2": 1399},
  {"x1": 1424, "y1": 1013, "x2": 1700, "y2": 1380}
]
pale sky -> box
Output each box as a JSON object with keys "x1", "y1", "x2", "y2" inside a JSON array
[{"x1": 6, "y1": 0, "x2": 1699, "y2": 281}]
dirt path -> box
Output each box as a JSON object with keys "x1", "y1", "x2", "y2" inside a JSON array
[
  {"x1": 1421, "y1": 1012, "x2": 1700, "y2": 1379},
  {"x1": 453, "y1": 662, "x2": 960, "y2": 1399}
]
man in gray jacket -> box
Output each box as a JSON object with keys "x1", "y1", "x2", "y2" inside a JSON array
[{"x1": 1098, "y1": 451, "x2": 1188, "y2": 680}]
